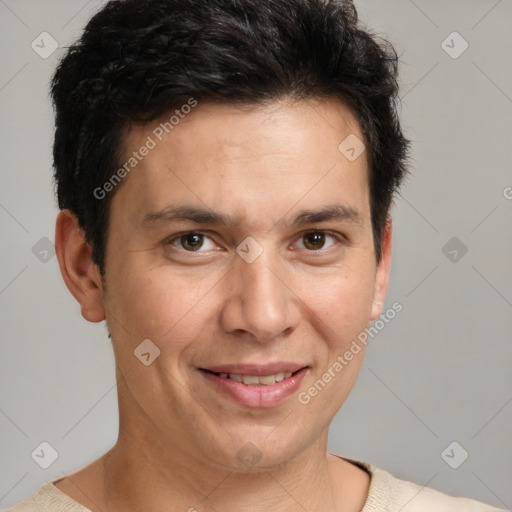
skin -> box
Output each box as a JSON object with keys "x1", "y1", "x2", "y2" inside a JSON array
[{"x1": 53, "y1": 97, "x2": 392, "y2": 512}]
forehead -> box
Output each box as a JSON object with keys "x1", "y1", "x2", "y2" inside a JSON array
[{"x1": 112, "y1": 98, "x2": 370, "y2": 229}]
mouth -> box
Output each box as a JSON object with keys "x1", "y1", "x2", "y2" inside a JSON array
[
  {"x1": 198, "y1": 364, "x2": 309, "y2": 408},
  {"x1": 201, "y1": 368, "x2": 300, "y2": 386}
]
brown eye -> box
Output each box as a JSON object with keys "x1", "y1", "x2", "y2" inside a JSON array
[
  {"x1": 180, "y1": 233, "x2": 204, "y2": 251},
  {"x1": 167, "y1": 232, "x2": 216, "y2": 252},
  {"x1": 303, "y1": 232, "x2": 326, "y2": 250},
  {"x1": 296, "y1": 231, "x2": 338, "y2": 251}
]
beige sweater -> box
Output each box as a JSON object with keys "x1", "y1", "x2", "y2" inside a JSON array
[{"x1": 8, "y1": 458, "x2": 505, "y2": 511}]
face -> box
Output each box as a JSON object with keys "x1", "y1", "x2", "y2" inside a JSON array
[{"x1": 60, "y1": 98, "x2": 391, "y2": 471}]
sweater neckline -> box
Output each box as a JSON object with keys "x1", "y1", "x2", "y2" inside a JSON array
[{"x1": 43, "y1": 455, "x2": 393, "y2": 512}]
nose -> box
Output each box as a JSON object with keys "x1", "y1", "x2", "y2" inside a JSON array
[{"x1": 219, "y1": 249, "x2": 301, "y2": 343}]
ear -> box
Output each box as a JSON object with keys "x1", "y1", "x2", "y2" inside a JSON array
[
  {"x1": 370, "y1": 217, "x2": 392, "y2": 321},
  {"x1": 55, "y1": 210, "x2": 106, "y2": 323}
]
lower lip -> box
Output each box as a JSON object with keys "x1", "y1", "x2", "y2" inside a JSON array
[{"x1": 200, "y1": 368, "x2": 308, "y2": 408}]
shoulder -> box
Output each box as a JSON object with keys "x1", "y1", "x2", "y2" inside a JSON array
[
  {"x1": 341, "y1": 457, "x2": 506, "y2": 512},
  {"x1": 7, "y1": 483, "x2": 91, "y2": 512}
]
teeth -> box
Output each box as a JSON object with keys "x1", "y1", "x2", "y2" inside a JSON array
[
  {"x1": 258, "y1": 374, "x2": 276, "y2": 385},
  {"x1": 242, "y1": 375, "x2": 259, "y2": 385},
  {"x1": 216, "y1": 371, "x2": 296, "y2": 385}
]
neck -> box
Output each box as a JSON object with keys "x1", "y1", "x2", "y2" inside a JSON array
[
  {"x1": 95, "y1": 420, "x2": 369, "y2": 512},
  {"x1": 101, "y1": 434, "x2": 333, "y2": 512},
  {"x1": 68, "y1": 373, "x2": 371, "y2": 512}
]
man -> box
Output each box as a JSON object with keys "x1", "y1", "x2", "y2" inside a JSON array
[{"x1": 9, "y1": 0, "x2": 504, "y2": 510}]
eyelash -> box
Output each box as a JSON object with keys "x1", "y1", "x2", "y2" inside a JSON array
[{"x1": 164, "y1": 230, "x2": 345, "y2": 255}]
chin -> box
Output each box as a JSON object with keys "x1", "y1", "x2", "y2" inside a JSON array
[{"x1": 199, "y1": 428, "x2": 310, "y2": 473}]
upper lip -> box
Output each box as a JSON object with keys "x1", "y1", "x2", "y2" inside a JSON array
[{"x1": 201, "y1": 363, "x2": 308, "y2": 376}]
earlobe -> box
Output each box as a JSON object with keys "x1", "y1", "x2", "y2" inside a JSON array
[
  {"x1": 55, "y1": 210, "x2": 106, "y2": 323},
  {"x1": 370, "y1": 218, "x2": 392, "y2": 321}
]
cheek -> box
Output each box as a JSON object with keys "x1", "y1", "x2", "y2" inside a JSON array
[
  {"x1": 305, "y1": 267, "x2": 375, "y2": 347},
  {"x1": 295, "y1": 271, "x2": 374, "y2": 419},
  {"x1": 104, "y1": 263, "x2": 221, "y2": 351}
]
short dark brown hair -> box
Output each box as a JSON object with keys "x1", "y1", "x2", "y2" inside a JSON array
[{"x1": 51, "y1": 0, "x2": 409, "y2": 275}]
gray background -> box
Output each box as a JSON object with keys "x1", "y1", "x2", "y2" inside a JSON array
[{"x1": 1, "y1": 0, "x2": 511, "y2": 509}]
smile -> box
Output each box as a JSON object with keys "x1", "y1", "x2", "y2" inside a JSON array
[
  {"x1": 199, "y1": 366, "x2": 309, "y2": 408},
  {"x1": 207, "y1": 370, "x2": 294, "y2": 385}
]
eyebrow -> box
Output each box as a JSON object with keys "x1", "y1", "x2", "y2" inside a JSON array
[{"x1": 142, "y1": 203, "x2": 363, "y2": 230}]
